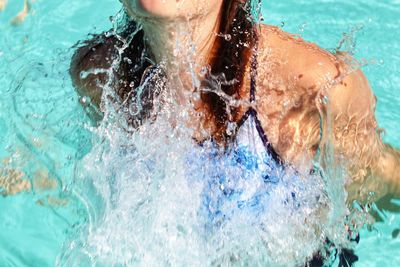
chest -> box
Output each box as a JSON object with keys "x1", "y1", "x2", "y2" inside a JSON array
[{"x1": 239, "y1": 69, "x2": 322, "y2": 166}]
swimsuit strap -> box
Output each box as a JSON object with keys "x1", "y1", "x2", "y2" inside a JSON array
[
  {"x1": 247, "y1": 41, "x2": 283, "y2": 165},
  {"x1": 250, "y1": 43, "x2": 259, "y2": 103}
]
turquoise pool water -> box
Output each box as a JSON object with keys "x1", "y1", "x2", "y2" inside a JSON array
[{"x1": 0, "y1": 0, "x2": 399, "y2": 266}]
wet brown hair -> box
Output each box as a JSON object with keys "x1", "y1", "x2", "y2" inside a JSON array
[
  {"x1": 202, "y1": 0, "x2": 258, "y2": 141},
  {"x1": 71, "y1": 0, "x2": 259, "y2": 137}
]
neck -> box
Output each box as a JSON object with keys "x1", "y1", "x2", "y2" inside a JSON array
[
  {"x1": 135, "y1": 5, "x2": 224, "y2": 139},
  {"x1": 140, "y1": 6, "x2": 222, "y2": 75}
]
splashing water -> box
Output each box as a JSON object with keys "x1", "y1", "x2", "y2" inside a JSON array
[
  {"x1": 60, "y1": 113, "x2": 348, "y2": 266},
  {"x1": 55, "y1": 7, "x2": 357, "y2": 267},
  {"x1": 3, "y1": 0, "x2": 395, "y2": 266}
]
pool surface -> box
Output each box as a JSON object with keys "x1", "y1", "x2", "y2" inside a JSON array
[{"x1": 0, "y1": 0, "x2": 399, "y2": 266}]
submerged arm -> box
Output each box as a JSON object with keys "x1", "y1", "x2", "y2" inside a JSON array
[
  {"x1": 370, "y1": 144, "x2": 400, "y2": 196},
  {"x1": 327, "y1": 68, "x2": 400, "y2": 204}
]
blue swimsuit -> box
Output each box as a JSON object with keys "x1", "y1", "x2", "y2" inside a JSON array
[
  {"x1": 189, "y1": 50, "x2": 359, "y2": 267},
  {"x1": 193, "y1": 53, "x2": 304, "y2": 229}
]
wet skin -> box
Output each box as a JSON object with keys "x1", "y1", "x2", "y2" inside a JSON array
[
  {"x1": 70, "y1": 1, "x2": 400, "y2": 207},
  {"x1": 122, "y1": 0, "x2": 222, "y2": 19}
]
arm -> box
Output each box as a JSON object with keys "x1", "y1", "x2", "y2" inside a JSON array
[
  {"x1": 372, "y1": 145, "x2": 400, "y2": 194},
  {"x1": 258, "y1": 25, "x2": 399, "y2": 204},
  {"x1": 326, "y1": 68, "x2": 400, "y2": 204}
]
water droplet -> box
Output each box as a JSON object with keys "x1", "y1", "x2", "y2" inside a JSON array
[
  {"x1": 79, "y1": 71, "x2": 89, "y2": 79},
  {"x1": 123, "y1": 57, "x2": 132, "y2": 64},
  {"x1": 80, "y1": 96, "x2": 88, "y2": 105},
  {"x1": 299, "y1": 22, "x2": 307, "y2": 33},
  {"x1": 322, "y1": 95, "x2": 329, "y2": 104},
  {"x1": 226, "y1": 122, "x2": 237, "y2": 136},
  {"x1": 199, "y1": 66, "x2": 209, "y2": 77}
]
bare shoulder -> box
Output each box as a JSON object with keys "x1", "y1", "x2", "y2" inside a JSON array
[
  {"x1": 257, "y1": 24, "x2": 375, "y2": 109},
  {"x1": 258, "y1": 25, "x2": 341, "y2": 88},
  {"x1": 70, "y1": 32, "x2": 120, "y2": 106},
  {"x1": 252, "y1": 25, "x2": 377, "y2": 165}
]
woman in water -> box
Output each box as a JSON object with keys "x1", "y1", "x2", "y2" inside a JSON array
[{"x1": 70, "y1": 0, "x2": 400, "y2": 265}]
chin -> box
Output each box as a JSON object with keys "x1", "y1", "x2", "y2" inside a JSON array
[{"x1": 124, "y1": 0, "x2": 180, "y2": 19}]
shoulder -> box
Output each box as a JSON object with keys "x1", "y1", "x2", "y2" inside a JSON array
[
  {"x1": 257, "y1": 24, "x2": 376, "y2": 111},
  {"x1": 258, "y1": 24, "x2": 342, "y2": 89},
  {"x1": 69, "y1": 32, "x2": 121, "y2": 106},
  {"x1": 70, "y1": 26, "x2": 147, "y2": 107}
]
